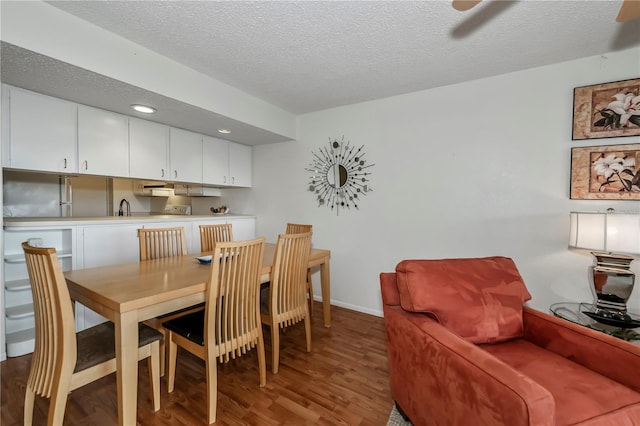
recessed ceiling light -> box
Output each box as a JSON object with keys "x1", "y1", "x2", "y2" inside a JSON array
[
  {"x1": 218, "y1": 129, "x2": 231, "y2": 134},
  {"x1": 131, "y1": 104, "x2": 156, "y2": 114}
]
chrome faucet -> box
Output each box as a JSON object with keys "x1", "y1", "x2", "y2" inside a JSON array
[{"x1": 118, "y1": 198, "x2": 131, "y2": 216}]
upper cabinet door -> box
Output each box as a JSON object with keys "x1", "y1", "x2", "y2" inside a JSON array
[
  {"x1": 78, "y1": 106, "x2": 129, "y2": 177},
  {"x1": 5, "y1": 86, "x2": 77, "y2": 173},
  {"x1": 202, "y1": 136, "x2": 229, "y2": 185},
  {"x1": 229, "y1": 142, "x2": 252, "y2": 187},
  {"x1": 129, "y1": 117, "x2": 169, "y2": 180},
  {"x1": 170, "y1": 128, "x2": 203, "y2": 183}
]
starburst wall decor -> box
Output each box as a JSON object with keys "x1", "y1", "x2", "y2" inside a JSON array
[{"x1": 306, "y1": 137, "x2": 374, "y2": 215}]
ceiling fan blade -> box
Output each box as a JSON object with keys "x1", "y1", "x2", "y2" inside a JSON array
[
  {"x1": 616, "y1": 0, "x2": 640, "y2": 22},
  {"x1": 452, "y1": 0, "x2": 482, "y2": 12}
]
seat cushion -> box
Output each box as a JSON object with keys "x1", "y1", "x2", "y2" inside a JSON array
[
  {"x1": 75, "y1": 322, "x2": 162, "y2": 373},
  {"x1": 395, "y1": 257, "x2": 531, "y2": 344},
  {"x1": 481, "y1": 339, "x2": 640, "y2": 425},
  {"x1": 162, "y1": 309, "x2": 205, "y2": 346}
]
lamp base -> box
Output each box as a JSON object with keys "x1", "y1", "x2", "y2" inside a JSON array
[{"x1": 590, "y1": 252, "x2": 635, "y2": 320}]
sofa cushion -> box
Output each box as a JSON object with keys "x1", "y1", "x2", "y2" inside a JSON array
[
  {"x1": 481, "y1": 339, "x2": 640, "y2": 425},
  {"x1": 395, "y1": 257, "x2": 531, "y2": 344}
]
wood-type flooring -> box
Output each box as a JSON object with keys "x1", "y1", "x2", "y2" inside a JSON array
[{"x1": 1, "y1": 303, "x2": 392, "y2": 425}]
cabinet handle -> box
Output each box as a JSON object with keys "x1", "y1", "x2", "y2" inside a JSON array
[
  {"x1": 84, "y1": 160, "x2": 88, "y2": 171},
  {"x1": 174, "y1": 170, "x2": 178, "y2": 179},
  {"x1": 232, "y1": 176, "x2": 235, "y2": 184},
  {"x1": 161, "y1": 169, "x2": 165, "y2": 177},
  {"x1": 63, "y1": 158, "x2": 67, "y2": 169}
]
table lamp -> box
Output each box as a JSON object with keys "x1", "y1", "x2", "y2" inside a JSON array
[{"x1": 569, "y1": 210, "x2": 640, "y2": 322}]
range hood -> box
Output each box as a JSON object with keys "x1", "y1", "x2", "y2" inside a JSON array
[
  {"x1": 134, "y1": 181, "x2": 221, "y2": 197},
  {"x1": 134, "y1": 181, "x2": 175, "y2": 197}
]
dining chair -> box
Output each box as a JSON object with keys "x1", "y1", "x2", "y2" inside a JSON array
[
  {"x1": 261, "y1": 231, "x2": 313, "y2": 374},
  {"x1": 164, "y1": 237, "x2": 267, "y2": 424},
  {"x1": 21, "y1": 242, "x2": 162, "y2": 426},
  {"x1": 285, "y1": 223, "x2": 315, "y2": 316},
  {"x1": 199, "y1": 223, "x2": 233, "y2": 252},
  {"x1": 138, "y1": 226, "x2": 202, "y2": 376},
  {"x1": 138, "y1": 226, "x2": 187, "y2": 260}
]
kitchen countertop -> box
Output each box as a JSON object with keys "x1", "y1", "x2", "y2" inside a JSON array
[{"x1": 3, "y1": 214, "x2": 255, "y2": 227}]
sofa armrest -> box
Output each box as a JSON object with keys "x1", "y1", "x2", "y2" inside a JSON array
[
  {"x1": 383, "y1": 304, "x2": 555, "y2": 426},
  {"x1": 523, "y1": 306, "x2": 640, "y2": 393}
]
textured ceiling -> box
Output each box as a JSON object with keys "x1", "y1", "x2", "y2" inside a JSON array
[
  {"x1": 44, "y1": 0, "x2": 640, "y2": 114},
  {"x1": 2, "y1": 1, "x2": 639, "y2": 145}
]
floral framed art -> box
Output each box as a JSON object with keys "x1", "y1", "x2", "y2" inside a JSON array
[
  {"x1": 572, "y1": 78, "x2": 640, "y2": 140},
  {"x1": 570, "y1": 143, "x2": 640, "y2": 200}
]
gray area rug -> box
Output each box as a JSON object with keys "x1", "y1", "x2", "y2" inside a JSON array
[{"x1": 387, "y1": 405, "x2": 413, "y2": 426}]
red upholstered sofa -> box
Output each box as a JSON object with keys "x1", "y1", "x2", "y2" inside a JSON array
[{"x1": 381, "y1": 257, "x2": 640, "y2": 426}]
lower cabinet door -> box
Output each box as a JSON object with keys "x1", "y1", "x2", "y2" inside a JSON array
[{"x1": 78, "y1": 224, "x2": 141, "y2": 329}]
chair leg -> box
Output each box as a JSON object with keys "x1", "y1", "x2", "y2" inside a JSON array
[
  {"x1": 304, "y1": 312, "x2": 312, "y2": 352},
  {"x1": 159, "y1": 328, "x2": 167, "y2": 377},
  {"x1": 271, "y1": 323, "x2": 280, "y2": 374},
  {"x1": 307, "y1": 269, "x2": 314, "y2": 317},
  {"x1": 47, "y1": 372, "x2": 72, "y2": 426},
  {"x1": 23, "y1": 387, "x2": 35, "y2": 426},
  {"x1": 167, "y1": 332, "x2": 178, "y2": 393},
  {"x1": 148, "y1": 340, "x2": 161, "y2": 412},
  {"x1": 257, "y1": 332, "x2": 267, "y2": 387},
  {"x1": 206, "y1": 358, "x2": 218, "y2": 424}
]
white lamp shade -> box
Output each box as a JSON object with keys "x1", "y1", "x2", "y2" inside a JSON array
[{"x1": 569, "y1": 212, "x2": 640, "y2": 254}]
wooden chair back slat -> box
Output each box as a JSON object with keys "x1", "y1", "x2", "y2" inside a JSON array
[
  {"x1": 206, "y1": 238, "x2": 265, "y2": 363},
  {"x1": 285, "y1": 223, "x2": 312, "y2": 234},
  {"x1": 269, "y1": 232, "x2": 312, "y2": 327},
  {"x1": 22, "y1": 243, "x2": 77, "y2": 399},
  {"x1": 138, "y1": 227, "x2": 187, "y2": 260},
  {"x1": 285, "y1": 223, "x2": 315, "y2": 317},
  {"x1": 199, "y1": 223, "x2": 234, "y2": 252}
]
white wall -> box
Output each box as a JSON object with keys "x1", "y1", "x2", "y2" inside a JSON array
[{"x1": 252, "y1": 47, "x2": 640, "y2": 316}]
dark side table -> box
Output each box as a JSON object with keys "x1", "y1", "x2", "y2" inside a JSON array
[{"x1": 550, "y1": 302, "x2": 640, "y2": 343}]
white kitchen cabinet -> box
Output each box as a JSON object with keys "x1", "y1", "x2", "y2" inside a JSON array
[
  {"x1": 229, "y1": 142, "x2": 252, "y2": 187},
  {"x1": 202, "y1": 136, "x2": 252, "y2": 187},
  {"x1": 3, "y1": 225, "x2": 76, "y2": 357},
  {"x1": 227, "y1": 217, "x2": 256, "y2": 241},
  {"x1": 76, "y1": 224, "x2": 141, "y2": 329},
  {"x1": 3, "y1": 85, "x2": 77, "y2": 174},
  {"x1": 129, "y1": 117, "x2": 170, "y2": 180},
  {"x1": 78, "y1": 105, "x2": 129, "y2": 177},
  {"x1": 3, "y1": 85, "x2": 251, "y2": 188},
  {"x1": 78, "y1": 224, "x2": 140, "y2": 269},
  {"x1": 170, "y1": 128, "x2": 203, "y2": 183},
  {"x1": 202, "y1": 135, "x2": 229, "y2": 185}
]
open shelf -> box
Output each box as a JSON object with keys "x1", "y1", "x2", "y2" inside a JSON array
[
  {"x1": 4, "y1": 250, "x2": 72, "y2": 263},
  {"x1": 6, "y1": 328, "x2": 35, "y2": 357},
  {"x1": 5, "y1": 278, "x2": 31, "y2": 292},
  {"x1": 5, "y1": 303, "x2": 35, "y2": 319}
]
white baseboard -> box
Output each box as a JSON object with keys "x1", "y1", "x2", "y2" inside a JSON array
[{"x1": 313, "y1": 296, "x2": 383, "y2": 318}]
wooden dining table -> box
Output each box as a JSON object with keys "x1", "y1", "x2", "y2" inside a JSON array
[{"x1": 64, "y1": 242, "x2": 331, "y2": 426}]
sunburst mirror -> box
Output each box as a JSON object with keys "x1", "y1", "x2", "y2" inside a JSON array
[{"x1": 306, "y1": 137, "x2": 374, "y2": 215}]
